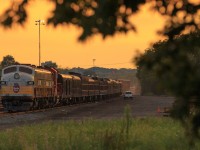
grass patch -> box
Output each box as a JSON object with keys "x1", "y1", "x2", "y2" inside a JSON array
[{"x1": 0, "y1": 117, "x2": 200, "y2": 150}]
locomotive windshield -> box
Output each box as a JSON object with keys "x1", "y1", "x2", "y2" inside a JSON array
[
  {"x1": 19, "y1": 67, "x2": 33, "y2": 74},
  {"x1": 4, "y1": 67, "x2": 17, "y2": 74}
]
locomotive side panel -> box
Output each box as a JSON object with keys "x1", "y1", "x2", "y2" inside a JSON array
[
  {"x1": 57, "y1": 74, "x2": 73, "y2": 100},
  {"x1": 81, "y1": 76, "x2": 90, "y2": 97},
  {"x1": 58, "y1": 74, "x2": 82, "y2": 104},
  {"x1": 99, "y1": 78, "x2": 108, "y2": 98},
  {"x1": 34, "y1": 69, "x2": 54, "y2": 98},
  {"x1": 88, "y1": 78, "x2": 95, "y2": 96},
  {"x1": 71, "y1": 75, "x2": 81, "y2": 98},
  {"x1": 93, "y1": 79, "x2": 100, "y2": 96}
]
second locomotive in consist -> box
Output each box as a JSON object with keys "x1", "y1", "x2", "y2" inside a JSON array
[{"x1": 0, "y1": 64, "x2": 122, "y2": 111}]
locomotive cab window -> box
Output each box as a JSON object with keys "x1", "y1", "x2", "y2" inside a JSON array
[
  {"x1": 19, "y1": 67, "x2": 33, "y2": 74},
  {"x1": 4, "y1": 67, "x2": 17, "y2": 74}
]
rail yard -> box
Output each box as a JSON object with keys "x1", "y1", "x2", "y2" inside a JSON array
[
  {"x1": 0, "y1": 64, "x2": 175, "y2": 130},
  {"x1": 0, "y1": 96, "x2": 174, "y2": 130}
]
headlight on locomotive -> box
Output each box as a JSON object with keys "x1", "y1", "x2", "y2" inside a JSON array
[
  {"x1": 27, "y1": 81, "x2": 34, "y2": 85},
  {"x1": 0, "y1": 81, "x2": 7, "y2": 85}
]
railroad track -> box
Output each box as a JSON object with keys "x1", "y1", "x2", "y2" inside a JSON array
[
  {"x1": 0, "y1": 98, "x2": 115, "y2": 117},
  {"x1": 0, "y1": 106, "x2": 57, "y2": 116},
  {"x1": 0, "y1": 103, "x2": 62, "y2": 116}
]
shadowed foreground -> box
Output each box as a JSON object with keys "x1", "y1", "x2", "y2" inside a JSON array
[{"x1": 0, "y1": 117, "x2": 198, "y2": 150}]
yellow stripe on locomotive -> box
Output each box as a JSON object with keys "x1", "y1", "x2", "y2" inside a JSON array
[{"x1": 0, "y1": 86, "x2": 34, "y2": 96}]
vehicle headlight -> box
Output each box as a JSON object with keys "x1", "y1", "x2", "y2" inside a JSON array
[
  {"x1": 14, "y1": 73, "x2": 20, "y2": 79},
  {"x1": 27, "y1": 81, "x2": 34, "y2": 85},
  {"x1": 0, "y1": 81, "x2": 7, "y2": 85}
]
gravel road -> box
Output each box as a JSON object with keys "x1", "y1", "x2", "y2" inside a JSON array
[{"x1": 0, "y1": 96, "x2": 174, "y2": 130}]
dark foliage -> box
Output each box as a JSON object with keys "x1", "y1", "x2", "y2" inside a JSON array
[
  {"x1": 154, "y1": 0, "x2": 200, "y2": 38},
  {"x1": 136, "y1": 65, "x2": 168, "y2": 96},
  {"x1": 42, "y1": 61, "x2": 58, "y2": 68},
  {"x1": 0, "y1": 0, "x2": 28, "y2": 28},
  {"x1": 1, "y1": 1, "x2": 200, "y2": 41},
  {"x1": 0, "y1": 0, "x2": 145, "y2": 41},
  {"x1": 1, "y1": 55, "x2": 18, "y2": 68},
  {"x1": 136, "y1": 31, "x2": 200, "y2": 142}
]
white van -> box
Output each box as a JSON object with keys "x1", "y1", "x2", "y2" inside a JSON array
[{"x1": 124, "y1": 91, "x2": 133, "y2": 99}]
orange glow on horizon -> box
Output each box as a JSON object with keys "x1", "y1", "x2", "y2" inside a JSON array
[{"x1": 0, "y1": 1, "x2": 165, "y2": 69}]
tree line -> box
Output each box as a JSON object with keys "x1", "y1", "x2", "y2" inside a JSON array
[
  {"x1": 136, "y1": 31, "x2": 200, "y2": 144},
  {"x1": 0, "y1": 55, "x2": 18, "y2": 75}
]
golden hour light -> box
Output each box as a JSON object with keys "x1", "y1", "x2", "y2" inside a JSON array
[
  {"x1": 1, "y1": 1, "x2": 200, "y2": 147},
  {"x1": 0, "y1": 1, "x2": 165, "y2": 69}
]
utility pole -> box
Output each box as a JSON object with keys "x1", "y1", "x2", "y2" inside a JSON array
[
  {"x1": 35, "y1": 20, "x2": 45, "y2": 66},
  {"x1": 93, "y1": 59, "x2": 96, "y2": 67}
]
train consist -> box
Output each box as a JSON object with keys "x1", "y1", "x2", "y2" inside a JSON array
[{"x1": 0, "y1": 64, "x2": 122, "y2": 111}]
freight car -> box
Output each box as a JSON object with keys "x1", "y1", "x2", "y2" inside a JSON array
[{"x1": 0, "y1": 64, "x2": 122, "y2": 111}]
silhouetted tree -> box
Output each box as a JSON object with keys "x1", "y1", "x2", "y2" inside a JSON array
[
  {"x1": 137, "y1": 65, "x2": 167, "y2": 96},
  {"x1": 0, "y1": 0, "x2": 199, "y2": 41},
  {"x1": 1, "y1": 55, "x2": 17, "y2": 68},
  {"x1": 136, "y1": 31, "x2": 200, "y2": 143},
  {"x1": 154, "y1": 0, "x2": 200, "y2": 39},
  {"x1": 42, "y1": 61, "x2": 58, "y2": 68}
]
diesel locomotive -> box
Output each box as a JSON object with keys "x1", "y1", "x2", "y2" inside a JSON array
[{"x1": 0, "y1": 64, "x2": 122, "y2": 111}]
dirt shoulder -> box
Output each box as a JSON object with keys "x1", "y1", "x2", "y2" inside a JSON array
[{"x1": 0, "y1": 96, "x2": 174, "y2": 130}]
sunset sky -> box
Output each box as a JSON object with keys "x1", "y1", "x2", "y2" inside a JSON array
[{"x1": 0, "y1": 1, "x2": 165, "y2": 69}]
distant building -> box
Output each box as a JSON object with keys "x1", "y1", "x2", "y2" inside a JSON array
[{"x1": 118, "y1": 79, "x2": 131, "y2": 93}]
